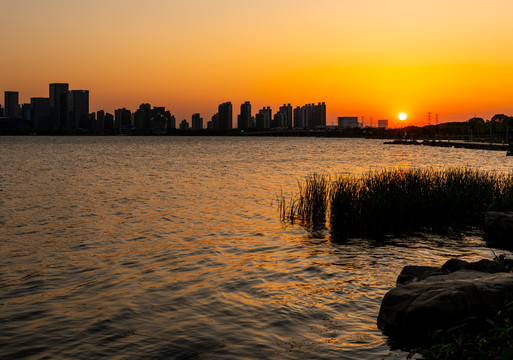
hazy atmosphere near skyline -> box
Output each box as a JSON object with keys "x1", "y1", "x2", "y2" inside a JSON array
[{"x1": 3, "y1": 0, "x2": 513, "y2": 126}]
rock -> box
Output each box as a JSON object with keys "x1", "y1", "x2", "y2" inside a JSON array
[
  {"x1": 484, "y1": 211, "x2": 513, "y2": 250},
  {"x1": 440, "y1": 258, "x2": 469, "y2": 272},
  {"x1": 396, "y1": 266, "x2": 448, "y2": 285},
  {"x1": 462, "y1": 258, "x2": 508, "y2": 273},
  {"x1": 377, "y1": 259, "x2": 513, "y2": 339}
]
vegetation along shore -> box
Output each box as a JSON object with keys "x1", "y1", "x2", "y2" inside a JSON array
[{"x1": 279, "y1": 167, "x2": 513, "y2": 239}]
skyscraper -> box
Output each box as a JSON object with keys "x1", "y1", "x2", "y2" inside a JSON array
[
  {"x1": 192, "y1": 113, "x2": 203, "y2": 130},
  {"x1": 115, "y1": 108, "x2": 132, "y2": 128},
  {"x1": 31, "y1": 97, "x2": 51, "y2": 128},
  {"x1": 311, "y1": 102, "x2": 326, "y2": 128},
  {"x1": 256, "y1": 106, "x2": 272, "y2": 129},
  {"x1": 49, "y1": 83, "x2": 69, "y2": 128},
  {"x1": 134, "y1": 103, "x2": 152, "y2": 129},
  {"x1": 4, "y1": 91, "x2": 19, "y2": 120},
  {"x1": 96, "y1": 110, "x2": 105, "y2": 131},
  {"x1": 67, "y1": 90, "x2": 89, "y2": 129},
  {"x1": 238, "y1": 101, "x2": 251, "y2": 129},
  {"x1": 279, "y1": 104, "x2": 293, "y2": 128},
  {"x1": 217, "y1": 102, "x2": 232, "y2": 130}
]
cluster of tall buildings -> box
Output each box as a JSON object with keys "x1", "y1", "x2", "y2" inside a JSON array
[
  {"x1": 211, "y1": 101, "x2": 327, "y2": 130},
  {"x1": 1, "y1": 84, "x2": 89, "y2": 130},
  {"x1": 1, "y1": 82, "x2": 329, "y2": 133},
  {"x1": 0, "y1": 83, "x2": 177, "y2": 134}
]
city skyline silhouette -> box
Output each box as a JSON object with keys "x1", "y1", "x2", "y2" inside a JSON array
[{"x1": 3, "y1": 1, "x2": 513, "y2": 126}]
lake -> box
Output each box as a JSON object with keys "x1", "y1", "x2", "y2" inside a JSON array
[{"x1": 1, "y1": 136, "x2": 512, "y2": 359}]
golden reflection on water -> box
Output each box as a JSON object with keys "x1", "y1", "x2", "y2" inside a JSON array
[{"x1": 1, "y1": 137, "x2": 512, "y2": 359}]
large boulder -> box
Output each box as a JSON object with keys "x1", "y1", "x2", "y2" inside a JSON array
[
  {"x1": 484, "y1": 211, "x2": 513, "y2": 250},
  {"x1": 378, "y1": 258, "x2": 513, "y2": 338}
]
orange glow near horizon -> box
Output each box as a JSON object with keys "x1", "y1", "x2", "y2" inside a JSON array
[{"x1": 2, "y1": 0, "x2": 513, "y2": 126}]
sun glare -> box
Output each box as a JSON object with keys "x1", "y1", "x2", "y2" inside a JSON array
[{"x1": 398, "y1": 113, "x2": 408, "y2": 121}]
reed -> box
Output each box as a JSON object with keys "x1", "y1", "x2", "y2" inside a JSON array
[
  {"x1": 278, "y1": 173, "x2": 331, "y2": 229},
  {"x1": 280, "y1": 168, "x2": 513, "y2": 238}
]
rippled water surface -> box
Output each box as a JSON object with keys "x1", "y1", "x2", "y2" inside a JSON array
[{"x1": 1, "y1": 136, "x2": 513, "y2": 359}]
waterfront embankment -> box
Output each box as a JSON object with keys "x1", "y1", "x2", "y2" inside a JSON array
[{"x1": 385, "y1": 139, "x2": 509, "y2": 151}]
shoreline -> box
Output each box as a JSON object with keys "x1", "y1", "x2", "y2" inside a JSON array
[{"x1": 384, "y1": 139, "x2": 510, "y2": 152}]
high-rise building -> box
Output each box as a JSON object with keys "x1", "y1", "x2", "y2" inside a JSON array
[
  {"x1": 192, "y1": 113, "x2": 203, "y2": 130},
  {"x1": 210, "y1": 114, "x2": 218, "y2": 129},
  {"x1": 310, "y1": 102, "x2": 326, "y2": 128},
  {"x1": 19, "y1": 103, "x2": 31, "y2": 128},
  {"x1": 31, "y1": 97, "x2": 51, "y2": 128},
  {"x1": 256, "y1": 107, "x2": 272, "y2": 129},
  {"x1": 49, "y1": 83, "x2": 69, "y2": 128},
  {"x1": 134, "y1": 103, "x2": 152, "y2": 129},
  {"x1": 104, "y1": 113, "x2": 114, "y2": 131},
  {"x1": 217, "y1": 102, "x2": 232, "y2": 130},
  {"x1": 67, "y1": 90, "x2": 89, "y2": 129},
  {"x1": 168, "y1": 115, "x2": 176, "y2": 130},
  {"x1": 4, "y1": 91, "x2": 19, "y2": 120},
  {"x1": 115, "y1": 108, "x2": 132, "y2": 128},
  {"x1": 293, "y1": 103, "x2": 326, "y2": 129},
  {"x1": 89, "y1": 113, "x2": 96, "y2": 131},
  {"x1": 96, "y1": 110, "x2": 105, "y2": 131},
  {"x1": 0, "y1": 104, "x2": 4, "y2": 117},
  {"x1": 279, "y1": 104, "x2": 293, "y2": 128},
  {"x1": 293, "y1": 106, "x2": 304, "y2": 128},
  {"x1": 238, "y1": 101, "x2": 251, "y2": 129}
]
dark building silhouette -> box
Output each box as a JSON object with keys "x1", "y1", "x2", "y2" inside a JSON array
[
  {"x1": 217, "y1": 102, "x2": 232, "y2": 130},
  {"x1": 115, "y1": 108, "x2": 132, "y2": 128},
  {"x1": 21, "y1": 103, "x2": 31, "y2": 123},
  {"x1": 67, "y1": 90, "x2": 89, "y2": 129},
  {"x1": 167, "y1": 115, "x2": 176, "y2": 131},
  {"x1": 272, "y1": 111, "x2": 287, "y2": 128},
  {"x1": 279, "y1": 104, "x2": 293, "y2": 128},
  {"x1": 31, "y1": 97, "x2": 51, "y2": 128},
  {"x1": 5, "y1": 91, "x2": 19, "y2": 120},
  {"x1": 134, "y1": 103, "x2": 152, "y2": 129},
  {"x1": 310, "y1": 102, "x2": 326, "y2": 128},
  {"x1": 49, "y1": 83, "x2": 69, "y2": 128},
  {"x1": 179, "y1": 119, "x2": 189, "y2": 130},
  {"x1": 338, "y1": 116, "x2": 359, "y2": 128},
  {"x1": 211, "y1": 113, "x2": 219, "y2": 129},
  {"x1": 293, "y1": 103, "x2": 326, "y2": 129},
  {"x1": 0, "y1": 104, "x2": 4, "y2": 117},
  {"x1": 207, "y1": 116, "x2": 215, "y2": 129},
  {"x1": 293, "y1": 106, "x2": 304, "y2": 128},
  {"x1": 151, "y1": 115, "x2": 167, "y2": 134},
  {"x1": 256, "y1": 106, "x2": 272, "y2": 128},
  {"x1": 89, "y1": 113, "x2": 97, "y2": 131},
  {"x1": 96, "y1": 110, "x2": 105, "y2": 131},
  {"x1": 238, "y1": 101, "x2": 251, "y2": 129},
  {"x1": 192, "y1": 113, "x2": 203, "y2": 130},
  {"x1": 104, "y1": 112, "x2": 114, "y2": 131},
  {"x1": 151, "y1": 106, "x2": 170, "y2": 133}
]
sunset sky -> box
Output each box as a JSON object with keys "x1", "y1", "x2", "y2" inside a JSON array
[{"x1": 2, "y1": 0, "x2": 513, "y2": 127}]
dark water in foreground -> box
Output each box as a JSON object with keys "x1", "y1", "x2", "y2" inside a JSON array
[{"x1": 1, "y1": 136, "x2": 512, "y2": 359}]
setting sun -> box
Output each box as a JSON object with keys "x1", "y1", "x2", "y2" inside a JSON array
[{"x1": 398, "y1": 113, "x2": 408, "y2": 121}]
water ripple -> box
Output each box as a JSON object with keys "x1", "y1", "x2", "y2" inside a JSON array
[{"x1": 1, "y1": 136, "x2": 512, "y2": 359}]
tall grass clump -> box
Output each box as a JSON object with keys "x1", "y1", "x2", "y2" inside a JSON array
[
  {"x1": 280, "y1": 168, "x2": 513, "y2": 238},
  {"x1": 278, "y1": 173, "x2": 332, "y2": 229}
]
